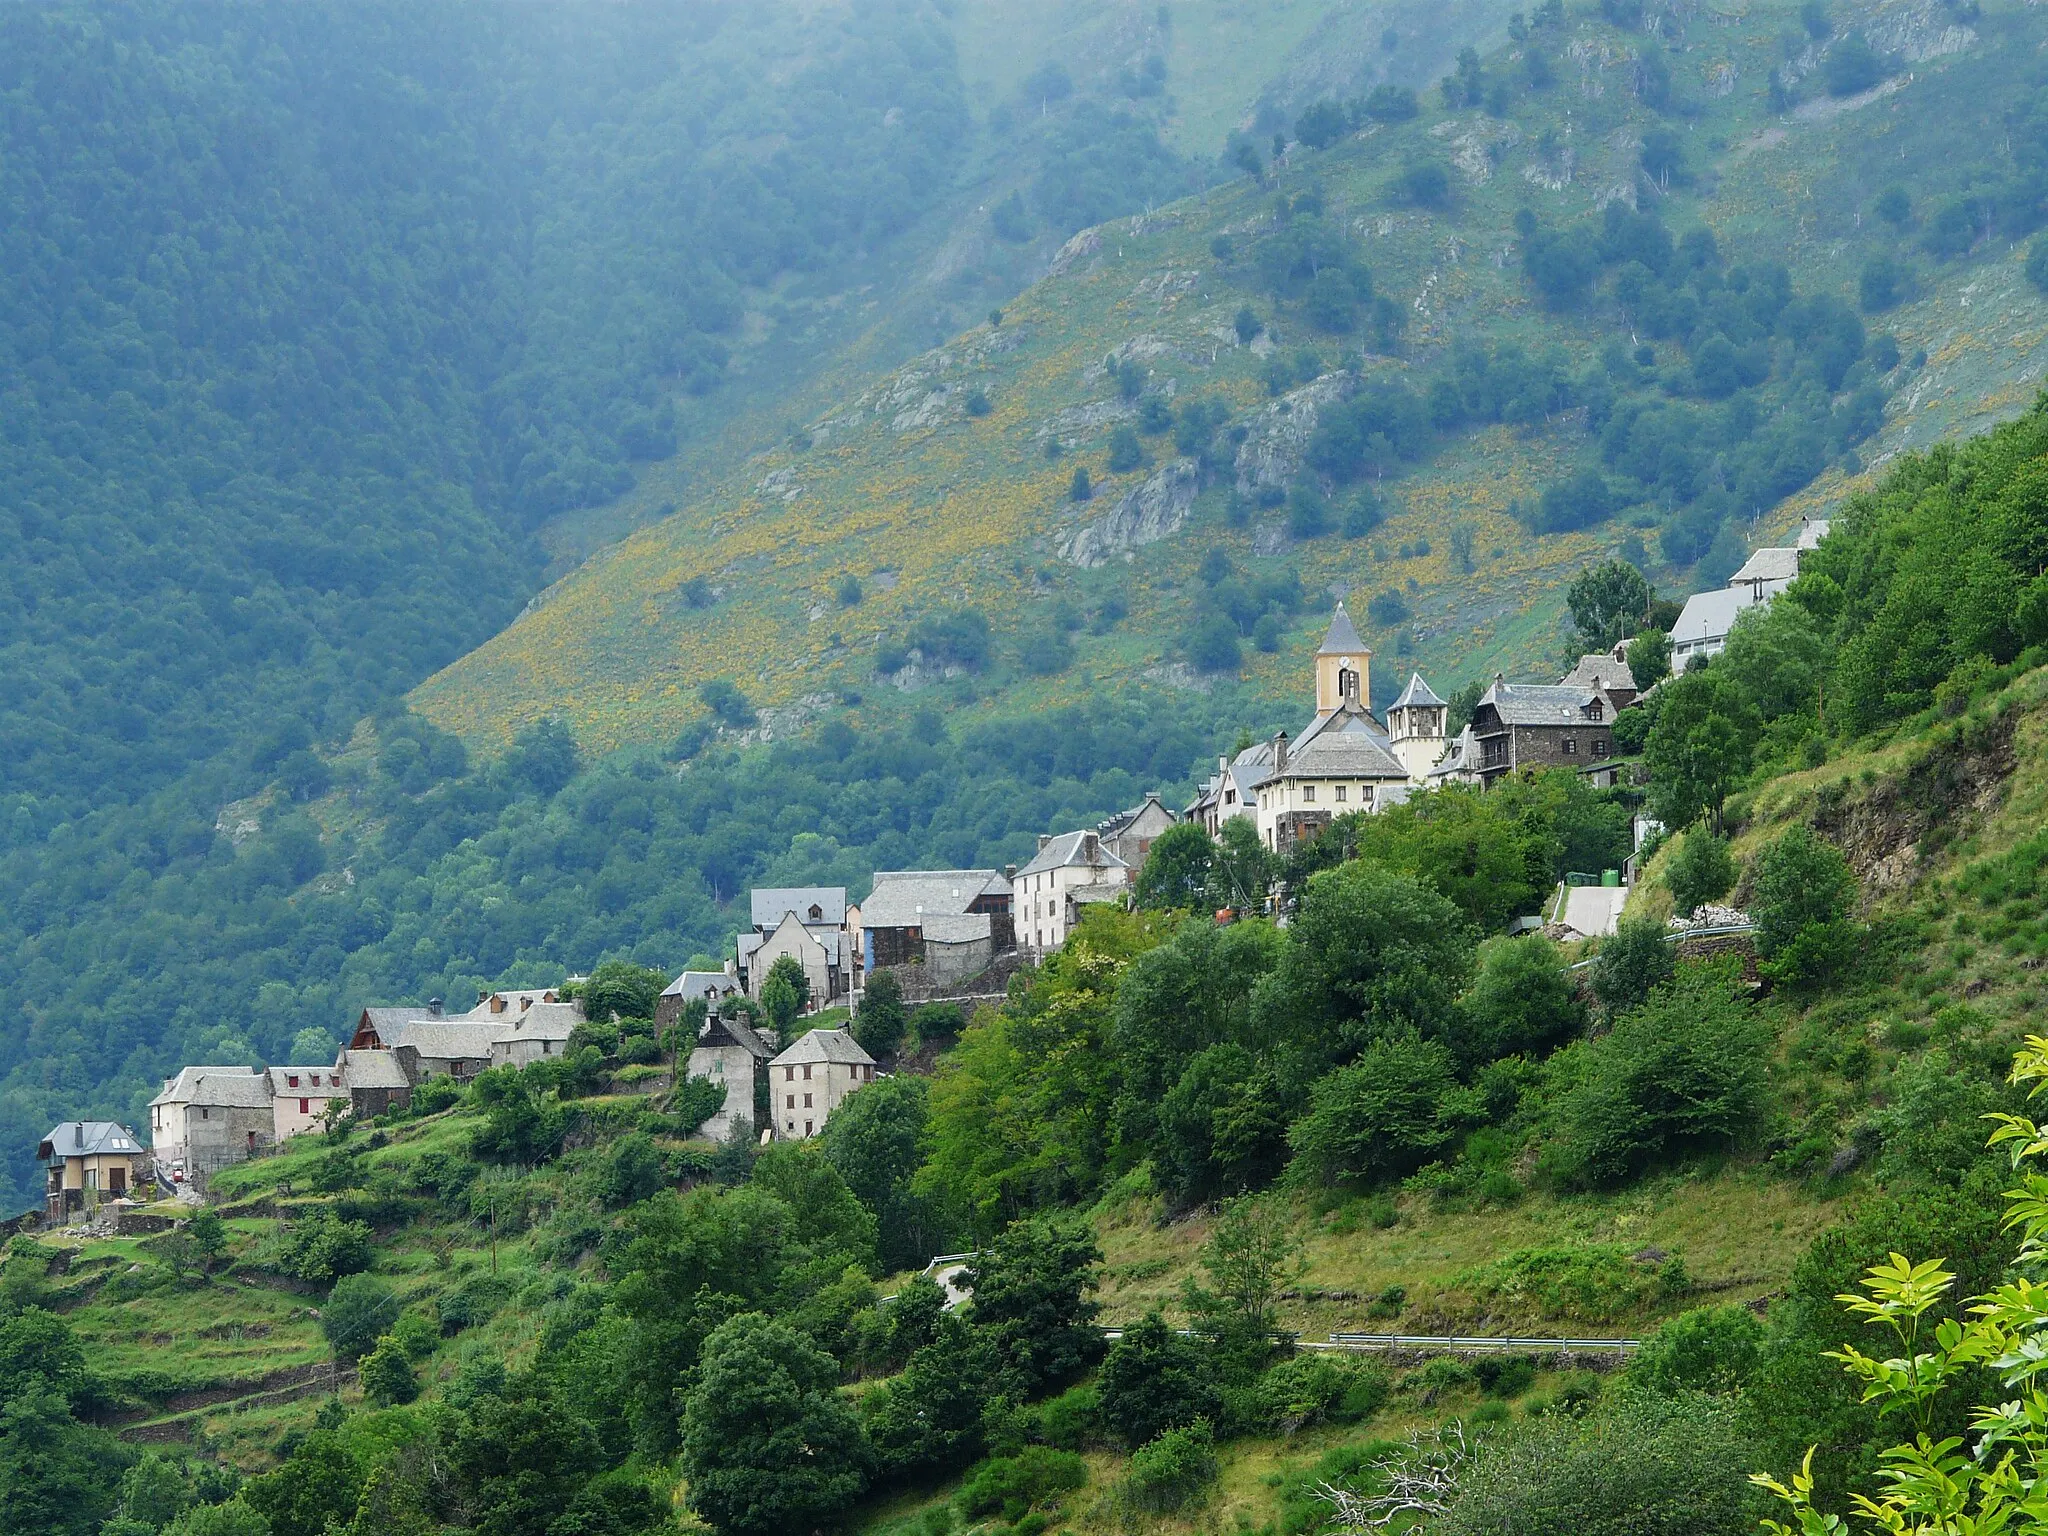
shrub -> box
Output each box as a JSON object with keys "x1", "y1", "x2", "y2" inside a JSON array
[
  {"x1": 1751, "y1": 825, "x2": 1858, "y2": 988},
  {"x1": 1288, "y1": 1037, "x2": 1464, "y2": 1185},
  {"x1": 279, "y1": 1208, "x2": 375, "y2": 1287},
  {"x1": 1123, "y1": 1419, "x2": 1217, "y2": 1513},
  {"x1": 957, "y1": 1446, "x2": 1087, "y2": 1522},
  {"x1": 1038, "y1": 1383, "x2": 1102, "y2": 1451},
  {"x1": 853, "y1": 970, "x2": 908, "y2": 1056},
  {"x1": 1097, "y1": 1314, "x2": 1224, "y2": 1448},
  {"x1": 1589, "y1": 918, "x2": 1674, "y2": 1018},
  {"x1": 1106, "y1": 426, "x2": 1145, "y2": 473},
  {"x1": 1628, "y1": 1303, "x2": 1763, "y2": 1395},
  {"x1": 321, "y1": 1273, "x2": 400, "y2": 1360},
  {"x1": 1257, "y1": 1354, "x2": 1389, "y2": 1430},
  {"x1": 1664, "y1": 830, "x2": 1736, "y2": 916}
]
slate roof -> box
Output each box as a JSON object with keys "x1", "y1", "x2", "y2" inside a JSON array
[
  {"x1": 769, "y1": 1027, "x2": 876, "y2": 1068},
  {"x1": 1429, "y1": 725, "x2": 1480, "y2": 780},
  {"x1": 500, "y1": 1001, "x2": 581, "y2": 1042},
  {"x1": 151, "y1": 1066, "x2": 273, "y2": 1110},
  {"x1": 1671, "y1": 586, "x2": 1761, "y2": 648},
  {"x1": 1097, "y1": 793, "x2": 1175, "y2": 840},
  {"x1": 1559, "y1": 654, "x2": 1638, "y2": 692},
  {"x1": 1476, "y1": 681, "x2": 1618, "y2": 728},
  {"x1": 749, "y1": 886, "x2": 847, "y2": 930},
  {"x1": 38, "y1": 1122, "x2": 144, "y2": 1162},
  {"x1": 266, "y1": 1067, "x2": 346, "y2": 1095},
  {"x1": 745, "y1": 913, "x2": 843, "y2": 963},
  {"x1": 662, "y1": 970, "x2": 737, "y2": 1002},
  {"x1": 1277, "y1": 729, "x2": 1411, "y2": 781},
  {"x1": 1317, "y1": 603, "x2": 1368, "y2": 656},
  {"x1": 694, "y1": 1011, "x2": 772, "y2": 1060},
  {"x1": 1795, "y1": 518, "x2": 1831, "y2": 551},
  {"x1": 1730, "y1": 547, "x2": 1801, "y2": 586},
  {"x1": 862, "y1": 870, "x2": 1005, "y2": 928},
  {"x1": 461, "y1": 988, "x2": 562, "y2": 1019},
  {"x1": 1391, "y1": 672, "x2": 1446, "y2": 709},
  {"x1": 921, "y1": 911, "x2": 993, "y2": 944},
  {"x1": 373, "y1": 1018, "x2": 511, "y2": 1061},
  {"x1": 1015, "y1": 830, "x2": 1132, "y2": 880},
  {"x1": 336, "y1": 1048, "x2": 412, "y2": 1090}
]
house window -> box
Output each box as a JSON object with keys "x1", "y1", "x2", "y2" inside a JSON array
[
  {"x1": 1583, "y1": 699, "x2": 1606, "y2": 720},
  {"x1": 785, "y1": 1066, "x2": 795, "y2": 1081},
  {"x1": 786, "y1": 1094, "x2": 796, "y2": 1109},
  {"x1": 803, "y1": 1064, "x2": 812, "y2": 1080},
  {"x1": 1224, "y1": 789, "x2": 1235, "y2": 804},
  {"x1": 803, "y1": 1093, "x2": 813, "y2": 1108},
  {"x1": 786, "y1": 1120, "x2": 795, "y2": 1133},
  {"x1": 287, "y1": 1075, "x2": 299, "y2": 1088},
  {"x1": 1595, "y1": 738, "x2": 1609, "y2": 756},
  {"x1": 1303, "y1": 785, "x2": 1315, "y2": 803},
  {"x1": 201, "y1": 1108, "x2": 209, "y2": 1120},
  {"x1": 1335, "y1": 785, "x2": 1347, "y2": 802},
  {"x1": 1562, "y1": 737, "x2": 1577, "y2": 754},
  {"x1": 299, "y1": 1098, "x2": 309, "y2": 1114},
  {"x1": 804, "y1": 1120, "x2": 814, "y2": 1136}
]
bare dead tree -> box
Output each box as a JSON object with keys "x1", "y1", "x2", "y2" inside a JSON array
[{"x1": 1316, "y1": 1420, "x2": 1477, "y2": 1533}]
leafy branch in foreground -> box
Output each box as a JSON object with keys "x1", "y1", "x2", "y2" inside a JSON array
[{"x1": 1755, "y1": 1032, "x2": 2048, "y2": 1536}]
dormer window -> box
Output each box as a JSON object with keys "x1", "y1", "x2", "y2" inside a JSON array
[
  {"x1": 808, "y1": 903, "x2": 823, "y2": 921},
  {"x1": 1583, "y1": 699, "x2": 1605, "y2": 720},
  {"x1": 287, "y1": 1076, "x2": 299, "y2": 1088}
]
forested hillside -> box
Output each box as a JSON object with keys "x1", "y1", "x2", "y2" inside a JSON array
[{"x1": 13, "y1": 393, "x2": 2048, "y2": 1534}]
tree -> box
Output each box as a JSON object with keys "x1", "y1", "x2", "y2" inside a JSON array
[
  {"x1": 1394, "y1": 160, "x2": 1450, "y2": 207},
  {"x1": 1590, "y1": 917, "x2": 1674, "y2": 1018},
  {"x1": 469, "y1": 1066, "x2": 574, "y2": 1165},
  {"x1": 851, "y1": 969, "x2": 908, "y2": 1057},
  {"x1": 822, "y1": 1074, "x2": 940, "y2": 1273},
  {"x1": 1454, "y1": 935, "x2": 1584, "y2": 1064},
  {"x1": 1070, "y1": 465, "x2": 1093, "y2": 501},
  {"x1": 1630, "y1": 1304, "x2": 1764, "y2": 1396},
  {"x1": 502, "y1": 719, "x2": 580, "y2": 796},
  {"x1": 1097, "y1": 1315, "x2": 1223, "y2": 1448},
  {"x1": 1642, "y1": 671, "x2": 1762, "y2": 833},
  {"x1": 1255, "y1": 861, "x2": 1474, "y2": 1068},
  {"x1": 1185, "y1": 1194, "x2": 1301, "y2": 1339},
  {"x1": 1107, "y1": 426, "x2": 1145, "y2": 473},
  {"x1": 0, "y1": 1379, "x2": 128, "y2": 1536},
  {"x1": 357, "y1": 1335, "x2": 418, "y2": 1406},
  {"x1": 321, "y1": 1274, "x2": 400, "y2": 1362},
  {"x1": 1134, "y1": 822, "x2": 1217, "y2": 911},
  {"x1": 1551, "y1": 960, "x2": 1770, "y2": 1186},
  {"x1": 1823, "y1": 34, "x2": 1881, "y2": 97},
  {"x1": 1294, "y1": 99, "x2": 1349, "y2": 150},
  {"x1": 681, "y1": 1313, "x2": 873, "y2": 1536},
  {"x1": 595, "y1": 1132, "x2": 666, "y2": 1208},
  {"x1": 1155, "y1": 1044, "x2": 1288, "y2": 1204},
  {"x1": 760, "y1": 955, "x2": 810, "y2": 1034},
  {"x1": 963, "y1": 1215, "x2": 1103, "y2": 1395},
  {"x1": 1749, "y1": 826, "x2": 1857, "y2": 989},
  {"x1": 1665, "y1": 829, "x2": 1737, "y2": 916},
  {"x1": 1288, "y1": 1036, "x2": 1466, "y2": 1185},
  {"x1": 1567, "y1": 559, "x2": 1653, "y2": 648},
  {"x1": 1628, "y1": 629, "x2": 1672, "y2": 690},
  {"x1": 580, "y1": 959, "x2": 666, "y2": 1023}
]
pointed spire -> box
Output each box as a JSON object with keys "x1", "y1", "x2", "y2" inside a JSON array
[
  {"x1": 1391, "y1": 671, "x2": 1445, "y2": 710},
  {"x1": 1317, "y1": 602, "x2": 1367, "y2": 656}
]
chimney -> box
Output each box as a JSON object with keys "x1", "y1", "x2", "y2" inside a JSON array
[
  {"x1": 1082, "y1": 832, "x2": 1099, "y2": 862},
  {"x1": 1004, "y1": 863, "x2": 1017, "y2": 880},
  {"x1": 427, "y1": 998, "x2": 443, "y2": 1017},
  {"x1": 1037, "y1": 834, "x2": 1052, "y2": 852},
  {"x1": 1274, "y1": 732, "x2": 1289, "y2": 773}
]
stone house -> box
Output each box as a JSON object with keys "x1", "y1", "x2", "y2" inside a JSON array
[
  {"x1": 149, "y1": 1066, "x2": 277, "y2": 1189},
  {"x1": 737, "y1": 887, "x2": 852, "y2": 1003},
  {"x1": 334, "y1": 1047, "x2": 414, "y2": 1119},
  {"x1": 767, "y1": 1027, "x2": 877, "y2": 1140},
  {"x1": 267, "y1": 1066, "x2": 348, "y2": 1143},
  {"x1": 489, "y1": 1001, "x2": 583, "y2": 1068},
  {"x1": 1012, "y1": 830, "x2": 1132, "y2": 951},
  {"x1": 655, "y1": 968, "x2": 743, "y2": 1036},
  {"x1": 683, "y1": 1011, "x2": 773, "y2": 1141},
  {"x1": 37, "y1": 1121, "x2": 147, "y2": 1220},
  {"x1": 858, "y1": 869, "x2": 1014, "y2": 984},
  {"x1": 1252, "y1": 728, "x2": 1415, "y2": 852},
  {"x1": 348, "y1": 1004, "x2": 506, "y2": 1081},
  {"x1": 1096, "y1": 794, "x2": 1179, "y2": 871},
  {"x1": 1467, "y1": 676, "x2": 1627, "y2": 785}
]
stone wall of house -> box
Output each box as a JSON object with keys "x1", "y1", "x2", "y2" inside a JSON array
[
  {"x1": 175, "y1": 1105, "x2": 278, "y2": 1188},
  {"x1": 684, "y1": 1042, "x2": 759, "y2": 1141},
  {"x1": 921, "y1": 935, "x2": 994, "y2": 989}
]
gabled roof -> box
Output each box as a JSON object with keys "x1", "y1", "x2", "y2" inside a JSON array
[
  {"x1": 769, "y1": 1027, "x2": 876, "y2": 1068},
  {"x1": 1317, "y1": 602, "x2": 1368, "y2": 656},
  {"x1": 1391, "y1": 672, "x2": 1445, "y2": 710},
  {"x1": 501, "y1": 1001, "x2": 582, "y2": 1041},
  {"x1": 1429, "y1": 725, "x2": 1479, "y2": 779},
  {"x1": 1097, "y1": 793, "x2": 1176, "y2": 841},
  {"x1": 373, "y1": 1018, "x2": 511, "y2": 1061},
  {"x1": 1015, "y1": 830, "x2": 1131, "y2": 879},
  {"x1": 1729, "y1": 547, "x2": 1801, "y2": 585},
  {"x1": 151, "y1": 1066, "x2": 273, "y2": 1111},
  {"x1": 336, "y1": 1048, "x2": 412, "y2": 1090},
  {"x1": 1559, "y1": 654, "x2": 1637, "y2": 692},
  {"x1": 862, "y1": 870, "x2": 1005, "y2": 928},
  {"x1": 1671, "y1": 586, "x2": 1761, "y2": 647},
  {"x1": 1475, "y1": 680, "x2": 1618, "y2": 728},
  {"x1": 1276, "y1": 729, "x2": 1411, "y2": 782},
  {"x1": 749, "y1": 886, "x2": 847, "y2": 931},
  {"x1": 662, "y1": 969, "x2": 738, "y2": 1002},
  {"x1": 692, "y1": 1010, "x2": 773, "y2": 1059},
  {"x1": 39, "y1": 1122, "x2": 143, "y2": 1161},
  {"x1": 266, "y1": 1067, "x2": 346, "y2": 1095}
]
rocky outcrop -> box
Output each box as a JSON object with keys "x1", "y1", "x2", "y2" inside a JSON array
[
  {"x1": 1058, "y1": 458, "x2": 1200, "y2": 568},
  {"x1": 1234, "y1": 372, "x2": 1356, "y2": 496}
]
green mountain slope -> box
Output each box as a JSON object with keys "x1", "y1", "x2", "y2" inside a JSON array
[{"x1": 423, "y1": 0, "x2": 2048, "y2": 760}]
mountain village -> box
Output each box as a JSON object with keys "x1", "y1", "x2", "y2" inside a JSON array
[{"x1": 30, "y1": 520, "x2": 1828, "y2": 1227}]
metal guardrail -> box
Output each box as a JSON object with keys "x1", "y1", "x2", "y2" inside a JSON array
[{"x1": 1323, "y1": 1332, "x2": 1639, "y2": 1353}]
